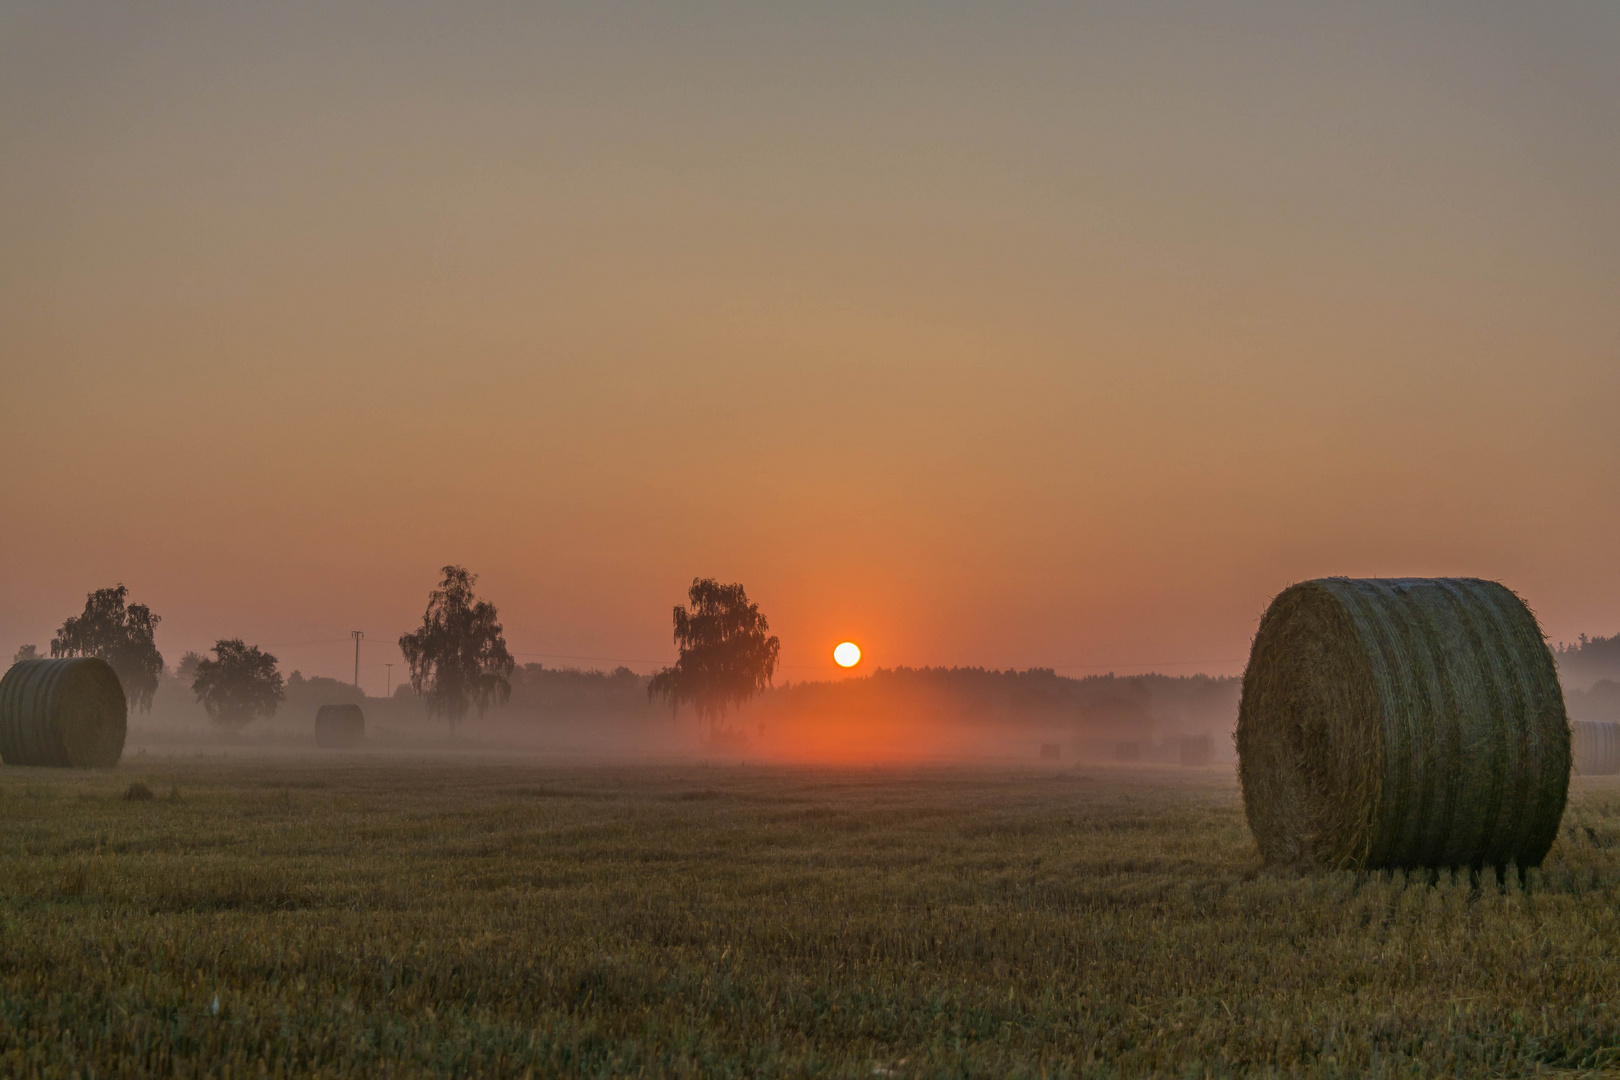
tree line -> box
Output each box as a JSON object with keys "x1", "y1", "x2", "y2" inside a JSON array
[{"x1": 10, "y1": 569, "x2": 780, "y2": 736}]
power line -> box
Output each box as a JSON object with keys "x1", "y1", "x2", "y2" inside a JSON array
[
  {"x1": 509, "y1": 650, "x2": 671, "y2": 665},
  {"x1": 255, "y1": 637, "x2": 355, "y2": 648},
  {"x1": 257, "y1": 635, "x2": 403, "y2": 650}
]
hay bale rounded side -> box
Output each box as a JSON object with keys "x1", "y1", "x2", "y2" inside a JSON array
[
  {"x1": 1573, "y1": 720, "x2": 1620, "y2": 776},
  {"x1": 315, "y1": 703, "x2": 365, "y2": 749},
  {"x1": 0, "y1": 657, "x2": 127, "y2": 768},
  {"x1": 1237, "y1": 577, "x2": 1569, "y2": 870}
]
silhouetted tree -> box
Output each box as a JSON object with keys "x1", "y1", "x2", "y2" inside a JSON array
[
  {"x1": 191, "y1": 639, "x2": 285, "y2": 728},
  {"x1": 11, "y1": 644, "x2": 38, "y2": 666},
  {"x1": 175, "y1": 651, "x2": 205, "y2": 680},
  {"x1": 51, "y1": 585, "x2": 164, "y2": 712},
  {"x1": 649, "y1": 578, "x2": 780, "y2": 740},
  {"x1": 398, "y1": 565, "x2": 515, "y2": 729}
]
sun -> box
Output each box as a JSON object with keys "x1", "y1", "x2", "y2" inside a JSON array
[{"x1": 834, "y1": 641, "x2": 861, "y2": 668}]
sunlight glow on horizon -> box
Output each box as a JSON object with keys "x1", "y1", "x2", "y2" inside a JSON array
[
  {"x1": 834, "y1": 642, "x2": 861, "y2": 668},
  {"x1": 2, "y1": 3, "x2": 1617, "y2": 680}
]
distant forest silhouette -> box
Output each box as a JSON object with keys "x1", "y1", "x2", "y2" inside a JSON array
[
  {"x1": 137, "y1": 656, "x2": 1237, "y2": 753},
  {"x1": 29, "y1": 574, "x2": 1617, "y2": 760},
  {"x1": 1554, "y1": 634, "x2": 1620, "y2": 689},
  {"x1": 755, "y1": 666, "x2": 1233, "y2": 727}
]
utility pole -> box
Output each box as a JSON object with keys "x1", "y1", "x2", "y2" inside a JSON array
[
  {"x1": 385, "y1": 662, "x2": 393, "y2": 698},
  {"x1": 351, "y1": 630, "x2": 363, "y2": 690}
]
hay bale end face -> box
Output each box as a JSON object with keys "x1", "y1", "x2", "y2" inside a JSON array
[
  {"x1": 0, "y1": 657, "x2": 127, "y2": 768},
  {"x1": 315, "y1": 703, "x2": 365, "y2": 749},
  {"x1": 1573, "y1": 720, "x2": 1620, "y2": 776},
  {"x1": 1237, "y1": 578, "x2": 1569, "y2": 871}
]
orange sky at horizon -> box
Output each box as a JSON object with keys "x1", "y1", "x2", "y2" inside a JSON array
[{"x1": 2, "y1": 2, "x2": 1617, "y2": 694}]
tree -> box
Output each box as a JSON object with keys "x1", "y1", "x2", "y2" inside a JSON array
[
  {"x1": 398, "y1": 565, "x2": 515, "y2": 728},
  {"x1": 174, "y1": 651, "x2": 205, "y2": 680},
  {"x1": 191, "y1": 639, "x2": 285, "y2": 728},
  {"x1": 648, "y1": 578, "x2": 780, "y2": 740},
  {"x1": 11, "y1": 644, "x2": 38, "y2": 665},
  {"x1": 51, "y1": 585, "x2": 164, "y2": 712}
]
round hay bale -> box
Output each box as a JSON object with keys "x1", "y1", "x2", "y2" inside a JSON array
[
  {"x1": 1572, "y1": 720, "x2": 1620, "y2": 776},
  {"x1": 0, "y1": 657, "x2": 127, "y2": 768},
  {"x1": 315, "y1": 703, "x2": 365, "y2": 749},
  {"x1": 1237, "y1": 577, "x2": 1569, "y2": 870}
]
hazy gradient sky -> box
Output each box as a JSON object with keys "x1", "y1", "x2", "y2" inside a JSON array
[{"x1": 3, "y1": 1, "x2": 1617, "y2": 691}]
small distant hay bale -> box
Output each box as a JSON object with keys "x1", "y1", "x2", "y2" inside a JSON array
[
  {"x1": 1039, "y1": 742, "x2": 1061, "y2": 761},
  {"x1": 0, "y1": 658, "x2": 127, "y2": 768},
  {"x1": 1180, "y1": 734, "x2": 1213, "y2": 767},
  {"x1": 1113, "y1": 740, "x2": 1140, "y2": 762},
  {"x1": 314, "y1": 703, "x2": 365, "y2": 749},
  {"x1": 1573, "y1": 720, "x2": 1620, "y2": 776},
  {"x1": 1237, "y1": 578, "x2": 1569, "y2": 870},
  {"x1": 123, "y1": 781, "x2": 154, "y2": 801}
]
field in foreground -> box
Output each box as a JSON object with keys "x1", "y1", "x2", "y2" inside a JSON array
[{"x1": 0, "y1": 757, "x2": 1618, "y2": 1078}]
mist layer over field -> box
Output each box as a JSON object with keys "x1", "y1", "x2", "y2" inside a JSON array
[
  {"x1": 124, "y1": 633, "x2": 1620, "y2": 766},
  {"x1": 126, "y1": 661, "x2": 1241, "y2": 767}
]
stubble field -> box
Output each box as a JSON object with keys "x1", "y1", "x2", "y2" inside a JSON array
[{"x1": 1, "y1": 754, "x2": 1618, "y2": 1078}]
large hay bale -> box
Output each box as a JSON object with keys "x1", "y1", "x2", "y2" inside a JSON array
[
  {"x1": 1237, "y1": 577, "x2": 1568, "y2": 870},
  {"x1": 0, "y1": 657, "x2": 127, "y2": 768},
  {"x1": 1573, "y1": 720, "x2": 1620, "y2": 776},
  {"x1": 315, "y1": 703, "x2": 365, "y2": 748}
]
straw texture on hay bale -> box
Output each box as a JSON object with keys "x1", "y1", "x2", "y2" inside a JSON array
[
  {"x1": 0, "y1": 657, "x2": 127, "y2": 768},
  {"x1": 1573, "y1": 720, "x2": 1620, "y2": 777},
  {"x1": 1237, "y1": 578, "x2": 1569, "y2": 870},
  {"x1": 315, "y1": 703, "x2": 365, "y2": 748}
]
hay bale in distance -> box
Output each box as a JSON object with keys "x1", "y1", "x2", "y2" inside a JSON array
[
  {"x1": 1572, "y1": 720, "x2": 1620, "y2": 776},
  {"x1": 0, "y1": 657, "x2": 127, "y2": 768},
  {"x1": 1180, "y1": 734, "x2": 1213, "y2": 767},
  {"x1": 1237, "y1": 577, "x2": 1569, "y2": 870},
  {"x1": 315, "y1": 703, "x2": 365, "y2": 749}
]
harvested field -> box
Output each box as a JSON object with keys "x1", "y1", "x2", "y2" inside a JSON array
[{"x1": 1, "y1": 757, "x2": 1618, "y2": 1077}]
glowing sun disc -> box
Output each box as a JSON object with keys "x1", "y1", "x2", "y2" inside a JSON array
[{"x1": 834, "y1": 642, "x2": 861, "y2": 667}]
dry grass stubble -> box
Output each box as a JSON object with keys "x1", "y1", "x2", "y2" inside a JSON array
[{"x1": 0, "y1": 758, "x2": 1617, "y2": 1077}]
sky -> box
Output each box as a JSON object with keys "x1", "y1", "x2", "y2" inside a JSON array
[{"x1": 2, "y1": 1, "x2": 1617, "y2": 693}]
